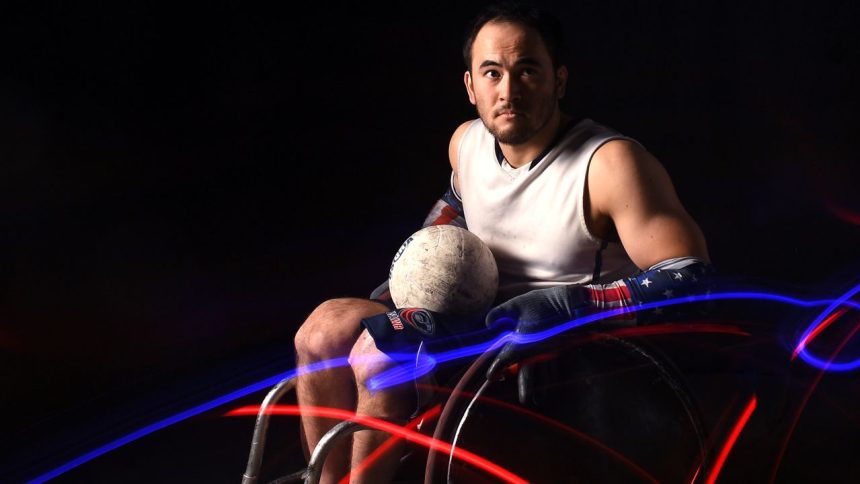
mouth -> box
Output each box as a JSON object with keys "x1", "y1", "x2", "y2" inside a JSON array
[{"x1": 497, "y1": 110, "x2": 523, "y2": 119}]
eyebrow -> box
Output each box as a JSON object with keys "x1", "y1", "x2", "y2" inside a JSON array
[{"x1": 478, "y1": 57, "x2": 542, "y2": 69}]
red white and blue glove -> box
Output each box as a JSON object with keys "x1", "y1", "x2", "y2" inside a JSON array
[{"x1": 484, "y1": 258, "x2": 715, "y2": 404}]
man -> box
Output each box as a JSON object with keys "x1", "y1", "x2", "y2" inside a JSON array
[{"x1": 293, "y1": 3, "x2": 710, "y2": 483}]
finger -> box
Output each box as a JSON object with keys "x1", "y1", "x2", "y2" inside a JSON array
[
  {"x1": 485, "y1": 341, "x2": 518, "y2": 381},
  {"x1": 517, "y1": 363, "x2": 534, "y2": 405},
  {"x1": 485, "y1": 306, "x2": 517, "y2": 330}
]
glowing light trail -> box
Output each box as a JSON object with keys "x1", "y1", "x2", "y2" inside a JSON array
[
  {"x1": 791, "y1": 307, "x2": 850, "y2": 360},
  {"x1": 824, "y1": 200, "x2": 860, "y2": 226},
  {"x1": 793, "y1": 282, "x2": 860, "y2": 371},
  {"x1": 370, "y1": 291, "x2": 860, "y2": 390},
  {"x1": 417, "y1": 383, "x2": 659, "y2": 483},
  {"x1": 705, "y1": 395, "x2": 757, "y2": 484},
  {"x1": 338, "y1": 404, "x2": 442, "y2": 484},
  {"x1": 27, "y1": 289, "x2": 860, "y2": 482},
  {"x1": 23, "y1": 356, "x2": 398, "y2": 484},
  {"x1": 686, "y1": 393, "x2": 741, "y2": 484},
  {"x1": 226, "y1": 404, "x2": 528, "y2": 484},
  {"x1": 770, "y1": 318, "x2": 860, "y2": 483}
]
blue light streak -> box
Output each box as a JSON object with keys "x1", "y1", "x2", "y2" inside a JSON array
[
  {"x1": 793, "y1": 282, "x2": 860, "y2": 371},
  {"x1": 26, "y1": 355, "x2": 397, "y2": 483},
  {"x1": 28, "y1": 290, "x2": 860, "y2": 482},
  {"x1": 368, "y1": 291, "x2": 860, "y2": 390}
]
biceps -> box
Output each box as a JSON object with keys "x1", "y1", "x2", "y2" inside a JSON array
[{"x1": 614, "y1": 207, "x2": 709, "y2": 270}]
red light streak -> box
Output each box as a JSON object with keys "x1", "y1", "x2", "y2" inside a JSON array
[
  {"x1": 513, "y1": 323, "x2": 749, "y2": 377},
  {"x1": 417, "y1": 383, "x2": 659, "y2": 483},
  {"x1": 540, "y1": 323, "x2": 750, "y2": 356},
  {"x1": 686, "y1": 393, "x2": 741, "y2": 484},
  {"x1": 338, "y1": 405, "x2": 442, "y2": 484},
  {"x1": 688, "y1": 465, "x2": 701, "y2": 484},
  {"x1": 770, "y1": 318, "x2": 860, "y2": 483},
  {"x1": 705, "y1": 394, "x2": 757, "y2": 484},
  {"x1": 605, "y1": 322, "x2": 750, "y2": 339},
  {"x1": 824, "y1": 200, "x2": 860, "y2": 226},
  {"x1": 792, "y1": 306, "x2": 851, "y2": 360},
  {"x1": 225, "y1": 404, "x2": 528, "y2": 484}
]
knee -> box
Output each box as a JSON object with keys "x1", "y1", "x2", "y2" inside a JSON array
[{"x1": 294, "y1": 298, "x2": 381, "y2": 361}]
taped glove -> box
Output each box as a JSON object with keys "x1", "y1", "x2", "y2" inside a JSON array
[
  {"x1": 361, "y1": 308, "x2": 482, "y2": 355},
  {"x1": 361, "y1": 308, "x2": 445, "y2": 355}
]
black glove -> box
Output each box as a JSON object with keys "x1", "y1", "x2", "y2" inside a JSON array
[{"x1": 484, "y1": 285, "x2": 590, "y2": 403}]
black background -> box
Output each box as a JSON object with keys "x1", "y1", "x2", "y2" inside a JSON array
[{"x1": 1, "y1": 1, "x2": 859, "y2": 482}]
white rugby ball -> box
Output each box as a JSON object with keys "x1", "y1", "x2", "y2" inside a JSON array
[{"x1": 389, "y1": 225, "x2": 498, "y2": 315}]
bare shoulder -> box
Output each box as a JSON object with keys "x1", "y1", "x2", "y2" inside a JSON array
[
  {"x1": 448, "y1": 120, "x2": 475, "y2": 172},
  {"x1": 588, "y1": 138, "x2": 675, "y2": 211},
  {"x1": 588, "y1": 138, "x2": 710, "y2": 265},
  {"x1": 590, "y1": 138, "x2": 663, "y2": 183}
]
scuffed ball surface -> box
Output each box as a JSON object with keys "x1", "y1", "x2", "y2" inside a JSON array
[{"x1": 389, "y1": 225, "x2": 498, "y2": 315}]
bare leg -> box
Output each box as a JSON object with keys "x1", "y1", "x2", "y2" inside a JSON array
[
  {"x1": 348, "y1": 330, "x2": 417, "y2": 484},
  {"x1": 294, "y1": 298, "x2": 388, "y2": 484}
]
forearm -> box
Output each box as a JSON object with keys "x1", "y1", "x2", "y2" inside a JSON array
[
  {"x1": 579, "y1": 256, "x2": 714, "y2": 322},
  {"x1": 485, "y1": 256, "x2": 715, "y2": 332},
  {"x1": 421, "y1": 184, "x2": 466, "y2": 228}
]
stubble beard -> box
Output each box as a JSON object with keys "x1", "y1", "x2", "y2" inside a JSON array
[{"x1": 478, "y1": 94, "x2": 558, "y2": 146}]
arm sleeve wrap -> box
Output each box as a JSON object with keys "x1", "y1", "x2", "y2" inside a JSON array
[
  {"x1": 421, "y1": 185, "x2": 466, "y2": 228},
  {"x1": 580, "y1": 256, "x2": 715, "y2": 323}
]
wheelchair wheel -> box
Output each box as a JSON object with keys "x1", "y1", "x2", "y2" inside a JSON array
[{"x1": 426, "y1": 335, "x2": 709, "y2": 483}]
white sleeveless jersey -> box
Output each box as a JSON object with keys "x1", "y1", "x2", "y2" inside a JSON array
[{"x1": 454, "y1": 118, "x2": 639, "y2": 300}]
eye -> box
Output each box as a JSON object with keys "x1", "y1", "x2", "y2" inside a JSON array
[
  {"x1": 521, "y1": 68, "x2": 537, "y2": 77},
  {"x1": 483, "y1": 70, "x2": 501, "y2": 79}
]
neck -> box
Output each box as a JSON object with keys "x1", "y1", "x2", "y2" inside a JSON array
[{"x1": 499, "y1": 111, "x2": 570, "y2": 168}]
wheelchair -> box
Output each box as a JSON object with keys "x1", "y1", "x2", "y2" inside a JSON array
[{"x1": 239, "y1": 316, "x2": 753, "y2": 484}]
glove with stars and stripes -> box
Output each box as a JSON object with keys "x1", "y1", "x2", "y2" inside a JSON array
[{"x1": 484, "y1": 257, "x2": 715, "y2": 403}]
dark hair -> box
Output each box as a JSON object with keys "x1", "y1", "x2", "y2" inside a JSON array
[{"x1": 462, "y1": 2, "x2": 567, "y2": 71}]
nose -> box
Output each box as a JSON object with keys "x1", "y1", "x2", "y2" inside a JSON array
[{"x1": 499, "y1": 73, "x2": 522, "y2": 103}]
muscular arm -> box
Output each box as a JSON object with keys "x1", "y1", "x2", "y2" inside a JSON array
[
  {"x1": 485, "y1": 138, "x2": 714, "y2": 386},
  {"x1": 588, "y1": 140, "x2": 710, "y2": 269},
  {"x1": 484, "y1": 140, "x2": 714, "y2": 341}
]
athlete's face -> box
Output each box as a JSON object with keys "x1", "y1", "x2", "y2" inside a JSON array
[{"x1": 464, "y1": 21, "x2": 567, "y2": 145}]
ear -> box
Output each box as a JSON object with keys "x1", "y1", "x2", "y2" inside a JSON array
[
  {"x1": 464, "y1": 70, "x2": 477, "y2": 105},
  {"x1": 555, "y1": 65, "x2": 568, "y2": 99}
]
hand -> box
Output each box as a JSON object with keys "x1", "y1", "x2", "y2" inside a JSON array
[
  {"x1": 485, "y1": 285, "x2": 589, "y2": 396},
  {"x1": 485, "y1": 285, "x2": 586, "y2": 332},
  {"x1": 361, "y1": 308, "x2": 444, "y2": 355}
]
